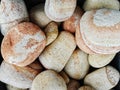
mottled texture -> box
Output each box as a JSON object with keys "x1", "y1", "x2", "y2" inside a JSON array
[
  {"x1": 63, "y1": 6, "x2": 83, "y2": 33},
  {"x1": 80, "y1": 9, "x2": 120, "y2": 54},
  {"x1": 45, "y1": 0, "x2": 77, "y2": 22},
  {"x1": 0, "y1": 61, "x2": 41, "y2": 89},
  {"x1": 1, "y1": 22, "x2": 46, "y2": 66},
  {"x1": 88, "y1": 54, "x2": 116, "y2": 68},
  {"x1": 44, "y1": 22, "x2": 58, "y2": 46},
  {"x1": 39, "y1": 31, "x2": 76, "y2": 72},
  {"x1": 75, "y1": 26, "x2": 95, "y2": 54},
  {"x1": 0, "y1": 0, "x2": 28, "y2": 24},
  {"x1": 84, "y1": 66, "x2": 120, "y2": 90},
  {"x1": 65, "y1": 48, "x2": 89, "y2": 80},
  {"x1": 30, "y1": 4, "x2": 52, "y2": 28},
  {"x1": 1, "y1": 17, "x2": 29, "y2": 35},
  {"x1": 83, "y1": 0, "x2": 120, "y2": 11},
  {"x1": 31, "y1": 70, "x2": 67, "y2": 90},
  {"x1": 0, "y1": 0, "x2": 29, "y2": 36}
]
